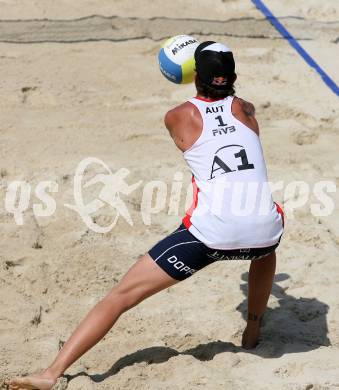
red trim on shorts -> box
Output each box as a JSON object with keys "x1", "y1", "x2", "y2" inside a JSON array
[
  {"x1": 195, "y1": 96, "x2": 225, "y2": 102},
  {"x1": 183, "y1": 176, "x2": 199, "y2": 229},
  {"x1": 275, "y1": 202, "x2": 285, "y2": 227}
]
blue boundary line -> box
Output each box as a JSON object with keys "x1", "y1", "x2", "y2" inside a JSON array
[{"x1": 251, "y1": 0, "x2": 339, "y2": 96}]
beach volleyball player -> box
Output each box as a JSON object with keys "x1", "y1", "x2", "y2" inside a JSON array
[{"x1": 7, "y1": 41, "x2": 284, "y2": 389}]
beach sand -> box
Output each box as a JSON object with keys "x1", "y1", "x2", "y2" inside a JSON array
[{"x1": 0, "y1": 1, "x2": 338, "y2": 389}]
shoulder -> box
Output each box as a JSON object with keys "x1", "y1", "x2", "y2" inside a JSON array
[
  {"x1": 231, "y1": 96, "x2": 259, "y2": 136},
  {"x1": 164, "y1": 100, "x2": 203, "y2": 152},
  {"x1": 164, "y1": 101, "x2": 200, "y2": 130},
  {"x1": 232, "y1": 97, "x2": 256, "y2": 116}
]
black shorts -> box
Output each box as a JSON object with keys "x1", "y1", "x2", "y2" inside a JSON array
[{"x1": 148, "y1": 224, "x2": 280, "y2": 281}]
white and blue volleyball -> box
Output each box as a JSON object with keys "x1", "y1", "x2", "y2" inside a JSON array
[{"x1": 158, "y1": 35, "x2": 200, "y2": 84}]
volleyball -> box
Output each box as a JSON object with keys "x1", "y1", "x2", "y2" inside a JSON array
[{"x1": 158, "y1": 35, "x2": 200, "y2": 84}]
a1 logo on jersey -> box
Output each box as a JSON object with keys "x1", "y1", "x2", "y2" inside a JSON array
[{"x1": 209, "y1": 144, "x2": 255, "y2": 180}]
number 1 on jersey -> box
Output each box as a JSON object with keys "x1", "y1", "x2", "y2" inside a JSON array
[{"x1": 215, "y1": 115, "x2": 227, "y2": 127}]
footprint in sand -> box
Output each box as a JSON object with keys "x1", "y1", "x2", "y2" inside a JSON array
[
  {"x1": 21, "y1": 86, "x2": 37, "y2": 103},
  {"x1": 292, "y1": 130, "x2": 318, "y2": 145}
]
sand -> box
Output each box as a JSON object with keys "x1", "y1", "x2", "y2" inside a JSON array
[{"x1": 0, "y1": 1, "x2": 339, "y2": 389}]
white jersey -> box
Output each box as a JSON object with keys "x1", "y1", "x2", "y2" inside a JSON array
[{"x1": 182, "y1": 96, "x2": 284, "y2": 249}]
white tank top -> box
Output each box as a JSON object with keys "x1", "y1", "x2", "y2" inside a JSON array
[{"x1": 183, "y1": 96, "x2": 284, "y2": 249}]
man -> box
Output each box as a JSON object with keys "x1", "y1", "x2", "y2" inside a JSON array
[{"x1": 7, "y1": 41, "x2": 283, "y2": 390}]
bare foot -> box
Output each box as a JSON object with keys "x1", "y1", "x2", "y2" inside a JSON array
[
  {"x1": 241, "y1": 322, "x2": 260, "y2": 349},
  {"x1": 6, "y1": 370, "x2": 57, "y2": 390}
]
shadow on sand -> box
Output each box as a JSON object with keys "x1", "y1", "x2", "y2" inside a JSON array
[{"x1": 64, "y1": 272, "x2": 330, "y2": 383}]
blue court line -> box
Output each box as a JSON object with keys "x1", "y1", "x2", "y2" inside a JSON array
[{"x1": 251, "y1": 0, "x2": 339, "y2": 96}]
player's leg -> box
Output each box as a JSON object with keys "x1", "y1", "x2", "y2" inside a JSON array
[
  {"x1": 7, "y1": 254, "x2": 178, "y2": 390},
  {"x1": 242, "y1": 250, "x2": 276, "y2": 349}
]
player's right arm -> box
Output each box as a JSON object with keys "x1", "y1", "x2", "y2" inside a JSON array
[{"x1": 231, "y1": 97, "x2": 260, "y2": 136}]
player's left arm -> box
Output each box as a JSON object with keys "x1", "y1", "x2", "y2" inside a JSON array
[
  {"x1": 164, "y1": 106, "x2": 185, "y2": 151},
  {"x1": 164, "y1": 102, "x2": 202, "y2": 152}
]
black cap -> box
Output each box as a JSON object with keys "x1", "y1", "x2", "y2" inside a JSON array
[{"x1": 194, "y1": 41, "x2": 235, "y2": 88}]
